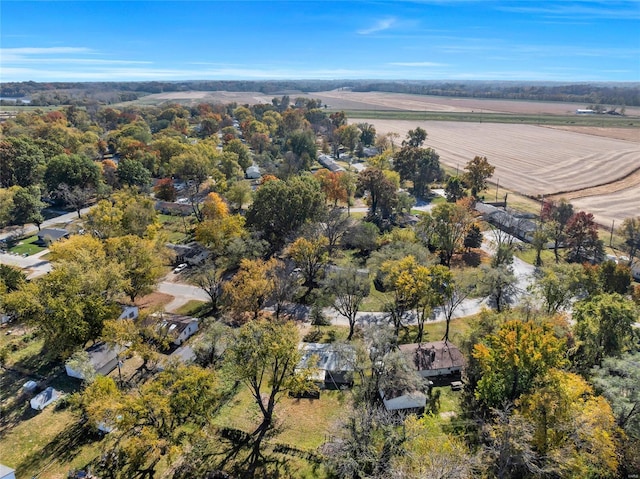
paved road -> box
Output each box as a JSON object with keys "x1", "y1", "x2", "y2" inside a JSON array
[
  {"x1": 0, "y1": 207, "x2": 92, "y2": 242},
  {"x1": 158, "y1": 277, "x2": 210, "y2": 311}
]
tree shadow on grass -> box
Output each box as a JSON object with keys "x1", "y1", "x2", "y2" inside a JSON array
[{"x1": 16, "y1": 420, "x2": 100, "y2": 478}]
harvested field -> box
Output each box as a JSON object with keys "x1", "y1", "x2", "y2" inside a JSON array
[
  {"x1": 364, "y1": 120, "x2": 640, "y2": 226},
  {"x1": 314, "y1": 90, "x2": 640, "y2": 115},
  {"x1": 543, "y1": 125, "x2": 640, "y2": 142},
  {"x1": 124, "y1": 90, "x2": 640, "y2": 116}
]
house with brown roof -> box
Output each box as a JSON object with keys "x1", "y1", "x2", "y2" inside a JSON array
[{"x1": 398, "y1": 341, "x2": 464, "y2": 379}]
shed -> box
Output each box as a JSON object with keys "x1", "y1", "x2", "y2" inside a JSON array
[
  {"x1": 297, "y1": 343, "x2": 355, "y2": 389},
  {"x1": 65, "y1": 342, "x2": 123, "y2": 380},
  {"x1": 0, "y1": 464, "x2": 16, "y2": 479},
  {"x1": 30, "y1": 387, "x2": 60, "y2": 411},
  {"x1": 36, "y1": 228, "x2": 69, "y2": 246},
  {"x1": 379, "y1": 388, "x2": 426, "y2": 412},
  {"x1": 399, "y1": 341, "x2": 464, "y2": 379}
]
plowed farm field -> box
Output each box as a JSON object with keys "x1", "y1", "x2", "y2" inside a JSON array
[{"x1": 364, "y1": 120, "x2": 640, "y2": 226}]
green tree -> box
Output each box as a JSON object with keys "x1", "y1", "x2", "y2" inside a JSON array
[
  {"x1": 226, "y1": 320, "x2": 311, "y2": 476},
  {"x1": 619, "y1": 216, "x2": 640, "y2": 265},
  {"x1": 11, "y1": 185, "x2": 44, "y2": 229},
  {"x1": 0, "y1": 136, "x2": 45, "y2": 188},
  {"x1": 418, "y1": 202, "x2": 472, "y2": 267},
  {"x1": 541, "y1": 199, "x2": 574, "y2": 264},
  {"x1": 573, "y1": 293, "x2": 637, "y2": 368},
  {"x1": 445, "y1": 176, "x2": 467, "y2": 202},
  {"x1": 105, "y1": 235, "x2": 166, "y2": 302},
  {"x1": 246, "y1": 176, "x2": 326, "y2": 251},
  {"x1": 44, "y1": 153, "x2": 101, "y2": 194},
  {"x1": 324, "y1": 267, "x2": 371, "y2": 341},
  {"x1": 472, "y1": 320, "x2": 567, "y2": 408},
  {"x1": 477, "y1": 264, "x2": 517, "y2": 313},
  {"x1": 116, "y1": 157, "x2": 151, "y2": 189},
  {"x1": 463, "y1": 155, "x2": 495, "y2": 198},
  {"x1": 223, "y1": 138, "x2": 252, "y2": 170},
  {"x1": 533, "y1": 263, "x2": 585, "y2": 314},
  {"x1": 357, "y1": 167, "x2": 398, "y2": 219}
]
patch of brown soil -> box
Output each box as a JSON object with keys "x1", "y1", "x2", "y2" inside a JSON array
[{"x1": 134, "y1": 292, "x2": 174, "y2": 310}]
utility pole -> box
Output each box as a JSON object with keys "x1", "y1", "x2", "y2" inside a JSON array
[
  {"x1": 495, "y1": 178, "x2": 499, "y2": 202},
  {"x1": 610, "y1": 220, "x2": 615, "y2": 248}
]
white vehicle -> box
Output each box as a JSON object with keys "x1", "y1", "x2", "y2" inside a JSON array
[{"x1": 173, "y1": 263, "x2": 188, "y2": 274}]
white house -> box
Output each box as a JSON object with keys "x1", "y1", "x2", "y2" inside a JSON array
[
  {"x1": 296, "y1": 343, "x2": 356, "y2": 389},
  {"x1": 246, "y1": 165, "x2": 262, "y2": 180},
  {"x1": 118, "y1": 305, "x2": 139, "y2": 321},
  {"x1": 398, "y1": 341, "x2": 465, "y2": 379},
  {"x1": 150, "y1": 313, "x2": 199, "y2": 346},
  {"x1": 30, "y1": 387, "x2": 60, "y2": 411},
  {"x1": 0, "y1": 464, "x2": 15, "y2": 479},
  {"x1": 65, "y1": 342, "x2": 123, "y2": 380}
]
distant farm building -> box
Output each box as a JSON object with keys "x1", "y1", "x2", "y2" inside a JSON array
[
  {"x1": 576, "y1": 109, "x2": 595, "y2": 115},
  {"x1": 318, "y1": 154, "x2": 345, "y2": 173}
]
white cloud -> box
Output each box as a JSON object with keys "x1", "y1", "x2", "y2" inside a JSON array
[{"x1": 357, "y1": 17, "x2": 396, "y2": 35}]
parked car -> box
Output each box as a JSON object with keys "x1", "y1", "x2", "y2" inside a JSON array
[{"x1": 173, "y1": 263, "x2": 188, "y2": 274}]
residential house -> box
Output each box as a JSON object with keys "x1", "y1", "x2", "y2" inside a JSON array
[
  {"x1": 318, "y1": 154, "x2": 345, "y2": 173},
  {"x1": 0, "y1": 464, "x2": 16, "y2": 479},
  {"x1": 149, "y1": 313, "x2": 199, "y2": 346},
  {"x1": 167, "y1": 242, "x2": 209, "y2": 266},
  {"x1": 296, "y1": 343, "x2": 355, "y2": 390},
  {"x1": 30, "y1": 386, "x2": 60, "y2": 411},
  {"x1": 399, "y1": 341, "x2": 464, "y2": 379},
  {"x1": 36, "y1": 228, "x2": 69, "y2": 246},
  {"x1": 476, "y1": 203, "x2": 538, "y2": 243},
  {"x1": 65, "y1": 342, "x2": 124, "y2": 380},
  {"x1": 118, "y1": 305, "x2": 139, "y2": 321}
]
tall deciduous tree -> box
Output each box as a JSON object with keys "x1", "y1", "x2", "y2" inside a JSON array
[
  {"x1": 246, "y1": 175, "x2": 326, "y2": 251},
  {"x1": 463, "y1": 155, "x2": 495, "y2": 198},
  {"x1": 226, "y1": 320, "x2": 310, "y2": 476},
  {"x1": 473, "y1": 320, "x2": 567, "y2": 408},
  {"x1": 223, "y1": 258, "x2": 277, "y2": 321},
  {"x1": 418, "y1": 202, "x2": 472, "y2": 267},
  {"x1": 541, "y1": 199, "x2": 574, "y2": 263},
  {"x1": 105, "y1": 235, "x2": 166, "y2": 302},
  {"x1": 619, "y1": 216, "x2": 640, "y2": 265},
  {"x1": 11, "y1": 185, "x2": 44, "y2": 229},
  {"x1": 324, "y1": 267, "x2": 371, "y2": 340},
  {"x1": 564, "y1": 211, "x2": 603, "y2": 263},
  {"x1": 573, "y1": 292, "x2": 637, "y2": 368},
  {"x1": 287, "y1": 236, "x2": 329, "y2": 289},
  {"x1": 357, "y1": 167, "x2": 398, "y2": 219}
]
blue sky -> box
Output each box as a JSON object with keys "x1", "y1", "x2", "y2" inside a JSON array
[{"x1": 1, "y1": 1, "x2": 639, "y2": 82}]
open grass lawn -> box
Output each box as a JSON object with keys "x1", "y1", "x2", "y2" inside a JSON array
[
  {"x1": 7, "y1": 235, "x2": 46, "y2": 256},
  {"x1": 174, "y1": 299, "x2": 208, "y2": 316},
  {"x1": 397, "y1": 315, "x2": 479, "y2": 346},
  {"x1": 158, "y1": 213, "x2": 194, "y2": 244},
  {"x1": 514, "y1": 245, "x2": 556, "y2": 266},
  {"x1": 213, "y1": 383, "x2": 350, "y2": 452}
]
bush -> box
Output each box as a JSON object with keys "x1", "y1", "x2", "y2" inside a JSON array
[{"x1": 303, "y1": 329, "x2": 323, "y2": 343}]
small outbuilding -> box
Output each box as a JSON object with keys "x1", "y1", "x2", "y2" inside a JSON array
[
  {"x1": 0, "y1": 464, "x2": 16, "y2": 479},
  {"x1": 30, "y1": 386, "x2": 60, "y2": 411},
  {"x1": 379, "y1": 388, "x2": 426, "y2": 413},
  {"x1": 245, "y1": 165, "x2": 262, "y2": 180}
]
